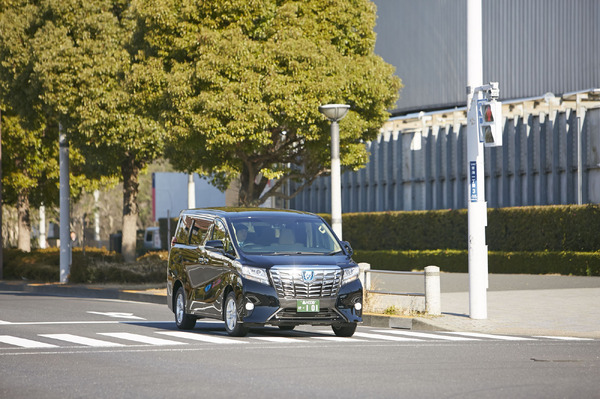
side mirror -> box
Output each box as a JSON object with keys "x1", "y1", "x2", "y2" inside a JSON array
[
  {"x1": 205, "y1": 240, "x2": 224, "y2": 250},
  {"x1": 341, "y1": 241, "x2": 353, "y2": 256}
]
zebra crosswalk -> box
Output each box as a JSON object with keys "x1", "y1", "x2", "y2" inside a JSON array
[{"x1": 0, "y1": 329, "x2": 594, "y2": 350}]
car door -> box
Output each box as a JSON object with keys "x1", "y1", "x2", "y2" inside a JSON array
[
  {"x1": 201, "y1": 218, "x2": 237, "y2": 318},
  {"x1": 185, "y1": 216, "x2": 214, "y2": 315}
]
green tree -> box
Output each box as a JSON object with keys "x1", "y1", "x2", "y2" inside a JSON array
[
  {"x1": 0, "y1": 1, "x2": 108, "y2": 252},
  {"x1": 136, "y1": 0, "x2": 401, "y2": 206},
  {"x1": 0, "y1": 0, "x2": 166, "y2": 261}
]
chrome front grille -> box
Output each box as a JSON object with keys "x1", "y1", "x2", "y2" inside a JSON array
[{"x1": 270, "y1": 266, "x2": 342, "y2": 299}]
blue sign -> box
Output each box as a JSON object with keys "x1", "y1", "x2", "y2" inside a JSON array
[{"x1": 470, "y1": 161, "x2": 478, "y2": 202}]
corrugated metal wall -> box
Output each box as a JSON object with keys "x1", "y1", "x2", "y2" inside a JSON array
[
  {"x1": 374, "y1": 0, "x2": 600, "y2": 114},
  {"x1": 289, "y1": 99, "x2": 600, "y2": 212}
]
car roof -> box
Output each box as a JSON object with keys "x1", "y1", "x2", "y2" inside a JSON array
[{"x1": 180, "y1": 207, "x2": 318, "y2": 220}]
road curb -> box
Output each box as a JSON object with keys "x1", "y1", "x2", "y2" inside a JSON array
[{"x1": 0, "y1": 281, "x2": 166, "y2": 305}]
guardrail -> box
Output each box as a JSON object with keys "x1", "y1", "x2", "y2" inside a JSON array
[
  {"x1": 358, "y1": 263, "x2": 441, "y2": 315},
  {"x1": 364, "y1": 269, "x2": 425, "y2": 297}
]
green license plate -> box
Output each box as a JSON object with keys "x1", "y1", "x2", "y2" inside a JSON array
[{"x1": 297, "y1": 299, "x2": 320, "y2": 313}]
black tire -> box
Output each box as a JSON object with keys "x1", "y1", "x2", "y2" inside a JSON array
[
  {"x1": 174, "y1": 287, "x2": 196, "y2": 330},
  {"x1": 224, "y1": 291, "x2": 249, "y2": 337},
  {"x1": 332, "y1": 323, "x2": 357, "y2": 337}
]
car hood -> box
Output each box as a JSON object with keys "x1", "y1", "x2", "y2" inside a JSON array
[{"x1": 240, "y1": 254, "x2": 355, "y2": 269}]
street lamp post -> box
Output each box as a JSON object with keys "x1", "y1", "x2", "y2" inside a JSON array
[{"x1": 319, "y1": 104, "x2": 350, "y2": 240}]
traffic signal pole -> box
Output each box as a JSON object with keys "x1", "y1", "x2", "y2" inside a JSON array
[{"x1": 466, "y1": 0, "x2": 487, "y2": 319}]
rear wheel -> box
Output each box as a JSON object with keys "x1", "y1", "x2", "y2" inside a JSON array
[
  {"x1": 175, "y1": 287, "x2": 196, "y2": 330},
  {"x1": 332, "y1": 323, "x2": 357, "y2": 337},
  {"x1": 224, "y1": 292, "x2": 249, "y2": 337}
]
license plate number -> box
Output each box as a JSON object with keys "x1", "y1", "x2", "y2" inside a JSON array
[{"x1": 297, "y1": 299, "x2": 320, "y2": 313}]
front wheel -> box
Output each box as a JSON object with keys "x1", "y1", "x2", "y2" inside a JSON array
[
  {"x1": 175, "y1": 287, "x2": 196, "y2": 330},
  {"x1": 332, "y1": 323, "x2": 357, "y2": 337},
  {"x1": 224, "y1": 292, "x2": 249, "y2": 337}
]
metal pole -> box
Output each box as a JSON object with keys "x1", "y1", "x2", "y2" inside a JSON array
[
  {"x1": 94, "y1": 190, "x2": 100, "y2": 242},
  {"x1": 330, "y1": 120, "x2": 342, "y2": 240},
  {"x1": 467, "y1": 0, "x2": 488, "y2": 319},
  {"x1": 576, "y1": 94, "x2": 584, "y2": 205},
  {"x1": 0, "y1": 108, "x2": 3, "y2": 279},
  {"x1": 59, "y1": 124, "x2": 70, "y2": 283},
  {"x1": 39, "y1": 205, "x2": 47, "y2": 249},
  {"x1": 187, "y1": 173, "x2": 196, "y2": 209}
]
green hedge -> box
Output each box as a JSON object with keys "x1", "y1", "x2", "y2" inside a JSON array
[
  {"x1": 3, "y1": 248, "x2": 166, "y2": 284},
  {"x1": 353, "y1": 250, "x2": 600, "y2": 276},
  {"x1": 324, "y1": 204, "x2": 600, "y2": 252}
]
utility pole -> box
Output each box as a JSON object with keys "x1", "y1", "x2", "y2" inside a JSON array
[
  {"x1": 59, "y1": 123, "x2": 70, "y2": 283},
  {"x1": 0, "y1": 108, "x2": 3, "y2": 279},
  {"x1": 467, "y1": 0, "x2": 504, "y2": 319},
  {"x1": 466, "y1": 0, "x2": 487, "y2": 319},
  {"x1": 188, "y1": 174, "x2": 196, "y2": 209}
]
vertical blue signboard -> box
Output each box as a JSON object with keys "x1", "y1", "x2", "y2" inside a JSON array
[{"x1": 470, "y1": 161, "x2": 478, "y2": 202}]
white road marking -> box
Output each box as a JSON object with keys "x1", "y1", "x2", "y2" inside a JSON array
[
  {"x1": 87, "y1": 311, "x2": 146, "y2": 320},
  {"x1": 157, "y1": 331, "x2": 246, "y2": 344},
  {"x1": 374, "y1": 330, "x2": 480, "y2": 341},
  {"x1": 438, "y1": 332, "x2": 537, "y2": 341},
  {"x1": 251, "y1": 336, "x2": 304, "y2": 343},
  {"x1": 39, "y1": 334, "x2": 124, "y2": 347},
  {"x1": 312, "y1": 336, "x2": 368, "y2": 342},
  {"x1": 98, "y1": 332, "x2": 187, "y2": 346},
  {"x1": 0, "y1": 335, "x2": 58, "y2": 348},
  {"x1": 534, "y1": 335, "x2": 594, "y2": 341},
  {"x1": 353, "y1": 332, "x2": 423, "y2": 342}
]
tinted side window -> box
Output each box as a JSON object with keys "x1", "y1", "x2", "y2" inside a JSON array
[
  {"x1": 189, "y1": 217, "x2": 212, "y2": 246},
  {"x1": 174, "y1": 215, "x2": 193, "y2": 244},
  {"x1": 213, "y1": 219, "x2": 234, "y2": 255}
]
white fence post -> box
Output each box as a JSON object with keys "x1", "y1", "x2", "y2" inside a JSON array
[
  {"x1": 424, "y1": 265, "x2": 441, "y2": 315},
  {"x1": 358, "y1": 262, "x2": 371, "y2": 293}
]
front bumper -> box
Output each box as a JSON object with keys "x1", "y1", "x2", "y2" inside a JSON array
[{"x1": 239, "y1": 279, "x2": 363, "y2": 327}]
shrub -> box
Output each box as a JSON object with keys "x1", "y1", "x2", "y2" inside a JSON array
[{"x1": 353, "y1": 249, "x2": 600, "y2": 276}]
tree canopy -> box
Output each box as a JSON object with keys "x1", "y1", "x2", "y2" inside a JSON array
[
  {"x1": 135, "y1": 0, "x2": 401, "y2": 205},
  {"x1": 1, "y1": 0, "x2": 402, "y2": 259},
  {"x1": 0, "y1": 0, "x2": 166, "y2": 259}
]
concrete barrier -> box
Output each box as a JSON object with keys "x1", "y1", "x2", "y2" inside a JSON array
[{"x1": 361, "y1": 264, "x2": 441, "y2": 316}]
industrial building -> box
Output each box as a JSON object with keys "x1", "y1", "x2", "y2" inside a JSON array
[{"x1": 290, "y1": 0, "x2": 600, "y2": 212}]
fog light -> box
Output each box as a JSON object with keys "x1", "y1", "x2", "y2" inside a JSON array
[
  {"x1": 245, "y1": 302, "x2": 255, "y2": 311},
  {"x1": 354, "y1": 302, "x2": 362, "y2": 311}
]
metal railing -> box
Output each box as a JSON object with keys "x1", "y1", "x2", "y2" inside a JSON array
[{"x1": 363, "y1": 269, "x2": 425, "y2": 297}]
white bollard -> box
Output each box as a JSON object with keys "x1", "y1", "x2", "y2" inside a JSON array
[
  {"x1": 424, "y1": 265, "x2": 441, "y2": 315},
  {"x1": 358, "y1": 262, "x2": 371, "y2": 292}
]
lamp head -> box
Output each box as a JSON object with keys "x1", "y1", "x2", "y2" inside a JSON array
[{"x1": 319, "y1": 104, "x2": 350, "y2": 122}]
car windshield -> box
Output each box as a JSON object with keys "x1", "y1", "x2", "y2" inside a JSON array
[{"x1": 230, "y1": 215, "x2": 342, "y2": 255}]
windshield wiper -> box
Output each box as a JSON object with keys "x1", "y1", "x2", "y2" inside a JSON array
[{"x1": 326, "y1": 250, "x2": 344, "y2": 256}]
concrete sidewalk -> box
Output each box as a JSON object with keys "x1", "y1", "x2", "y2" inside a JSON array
[{"x1": 2, "y1": 275, "x2": 599, "y2": 338}]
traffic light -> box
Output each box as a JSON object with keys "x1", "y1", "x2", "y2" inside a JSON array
[{"x1": 478, "y1": 99, "x2": 503, "y2": 147}]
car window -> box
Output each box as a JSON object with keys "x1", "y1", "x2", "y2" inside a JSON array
[
  {"x1": 174, "y1": 215, "x2": 193, "y2": 244},
  {"x1": 189, "y1": 217, "x2": 212, "y2": 246},
  {"x1": 212, "y1": 219, "x2": 235, "y2": 256},
  {"x1": 230, "y1": 215, "x2": 342, "y2": 255}
]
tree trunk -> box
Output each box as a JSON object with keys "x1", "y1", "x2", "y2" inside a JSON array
[
  {"x1": 121, "y1": 155, "x2": 141, "y2": 262},
  {"x1": 238, "y1": 163, "x2": 268, "y2": 207},
  {"x1": 16, "y1": 190, "x2": 31, "y2": 252}
]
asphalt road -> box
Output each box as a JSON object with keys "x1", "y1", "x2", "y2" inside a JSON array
[{"x1": 1, "y1": 292, "x2": 598, "y2": 399}]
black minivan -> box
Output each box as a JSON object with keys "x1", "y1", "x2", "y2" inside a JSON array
[{"x1": 167, "y1": 208, "x2": 363, "y2": 337}]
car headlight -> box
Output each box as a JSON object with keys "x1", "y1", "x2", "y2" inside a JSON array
[
  {"x1": 234, "y1": 261, "x2": 269, "y2": 285},
  {"x1": 342, "y1": 266, "x2": 360, "y2": 285}
]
